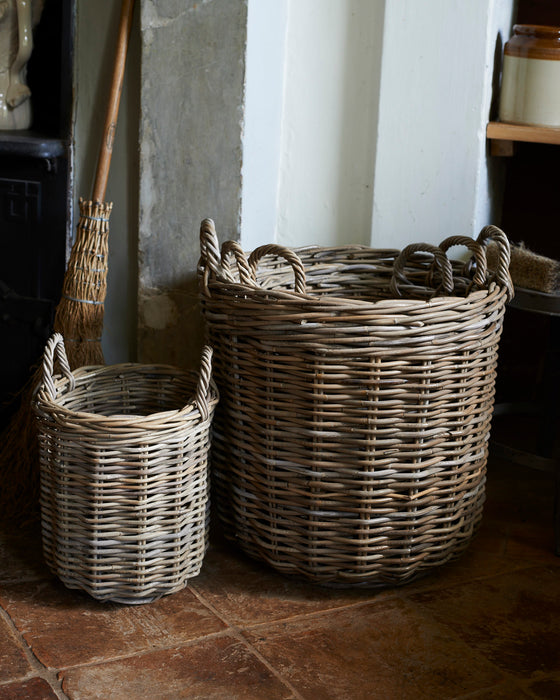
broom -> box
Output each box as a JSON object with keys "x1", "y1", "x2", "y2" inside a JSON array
[
  {"x1": 0, "y1": 0, "x2": 136, "y2": 523},
  {"x1": 57, "y1": 0, "x2": 135, "y2": 368}
]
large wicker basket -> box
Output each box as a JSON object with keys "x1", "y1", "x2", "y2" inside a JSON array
[
  {"x1": 199, "y1": 220, "x2": 513, "y2": 586},
  {"x1": 34, "y1": 334, "x2": 219, "y2": 603}
]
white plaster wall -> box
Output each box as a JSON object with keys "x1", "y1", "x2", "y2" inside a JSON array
[
  {"x1": 242, "y1": 0, "x2": 384, "y2": 249},
  {"x1": 242, "y1": 0, "x2": 515, "y2": 253},
  {"x1": 371, "y1": 0, "x2": 516, "y2": 250},
  {"x1": 241, "y1": 0, "x2": 288, "y2": 251}
]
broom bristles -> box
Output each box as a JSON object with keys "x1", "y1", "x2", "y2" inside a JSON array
[
  {"x1": 54, "y1": 297, "x2": 105, "y2": 368},
  {"x1": 54, "y1": 198, "x2": 112, "y2": 369},
  {"x1": 0, "y1": 198, "x2": 113, "y2": 523}
]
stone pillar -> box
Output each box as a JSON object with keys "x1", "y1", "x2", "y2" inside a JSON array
[{"x1": 138, "y1": 0, "x2": 247, "y2": 368}]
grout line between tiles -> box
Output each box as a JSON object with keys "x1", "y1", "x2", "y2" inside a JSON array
[
  {"x1": 188, "y1": 555, "x2": 553, "y2": 636},
  {"x1": 191, "y1": 553, "x2": 559, "y2": 632},
  {"x1": 190, "y1": 580, "x2": 503, "y2": 700},
  {"x1": 52, "y1": 628, "x2": 233, "y2": 673},
  {"x1": 190, "y1": 577, "x2": 406, "y2": 628},
  {"x1": 189, "y1": 585, "x2": 307, "y2": 700},
  {"x1": 0, "y1": 604, "x2": 70, "y2": 699}
]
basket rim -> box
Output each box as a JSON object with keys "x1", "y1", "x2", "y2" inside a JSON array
[
  {"x1": 199, "y1": 222, "x2": 514, "y2": 305},
  {"x1": 202, "y1": 277, "x2": 508, "y2": 310},
  {"x1": 34, "y1": 361, "x2": 219, "y2": 428}
]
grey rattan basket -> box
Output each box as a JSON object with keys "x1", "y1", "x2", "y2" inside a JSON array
[
  {"x1": 199, "y1": 220, "x2": 513, "y2": 587},
  {"x1": 34, "y1": 334, "x2": 219, "y2": 603}
]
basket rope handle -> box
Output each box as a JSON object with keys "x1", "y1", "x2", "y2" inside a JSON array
[
  {"x1": 248, "y1": 244, "x2": 307, "y2": 294},
  {"x1": 438, "y1": 235, "x2": 487, "y2": 290},
  {"x1": 220, "y1": 240, "x2": 255, "y2": 285},
  {"x1": 199, "y1": 218, "x2": 221, "y2": 297},
  {"x1": 194, "y1": 345, "x2": 214, "y2": 421},
  {"x1": 476, "y1": 225, "x2": 514, "y2": 300},
  {"x1": 390, "y1": 243, "x2": 454, "y2": 297},
  {"x1": 42, "y1": 333, "x2": 76, "y2": 400}
]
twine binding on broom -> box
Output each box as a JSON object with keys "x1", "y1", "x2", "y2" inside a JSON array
[{"x1": 54, "y1": 198, "x2": 113, "y2": 369}]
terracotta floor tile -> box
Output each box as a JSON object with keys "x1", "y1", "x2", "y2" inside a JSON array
[
  {"x1": 0, "y1": 578, "x2": 227, "y2": 669},
  {"x1": 401, "y1": 513, "x2": 559, "y2": 597},
  {"x1": 60, "y1": 633, "x2": 297, "y2": 700},
  {"x1": 191, "y1": 540, "x2": 396, "y2": 627},
  {"x1": 399, "y1": 543, "x2": 526, "y2": 597},
  {"x1": 452, "y1": 679, "x2": 534, "y2": 698},
  {"x1": 0, "y1": 614, "x2": 32, "y2": 682},
  {"x1": 0, "y1": 443, "x2": 556, "y2": 698},
  {"x1": 243, "y1": 597, "x2": 503, "y2": 700},
  {"x1": 525, "y1": 672, "x2": 560, "y2": 699},
  {"x1": 409, "y1": 565, "x2": 560, "y2": 679},
  {"x1": 0, "y1": 677, "x2": 59, "y2": 700}
]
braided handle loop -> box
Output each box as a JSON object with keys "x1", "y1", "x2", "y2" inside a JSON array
[
  {"x1": 220, "y1": 240, "x2": 255, "y2": 286},
  {"x1": 476, "y1": 225, "x2": 513, "y2": 300},
  {"x1": 438, "y1": 235, "x2": 488, "y2": 290},
  {"x1": 390, "y1": 243, "x2": 454, "y2": 298},
  {"x1": 42, "y1": 333, "x2": 75, "y2": 400},
  {"x1": 194, "y1": 345, "x2": 214, "y2": 422},
  {"x1": 199, "y1": 218, "x2": 221, "y2": 297},
  {"x1": 248, "y1": 244, "x2": 307, "y2": 294}
]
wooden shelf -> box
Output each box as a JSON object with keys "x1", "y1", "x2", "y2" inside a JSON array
[{"x1": 487, "y1": 121, "x2": 560, "y2": 155}]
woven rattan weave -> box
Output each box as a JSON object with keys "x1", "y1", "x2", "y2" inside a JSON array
[
  {"x1": 34, "y1": 334, "x2": 218, "y2": 603},
  {"x1": 199, "y1": 220, "x2": 513, "y2": 586}
]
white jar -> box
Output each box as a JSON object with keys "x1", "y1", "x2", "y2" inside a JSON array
[{"x1": 499, "y1": 24, "x2": 560, "y2": 128}]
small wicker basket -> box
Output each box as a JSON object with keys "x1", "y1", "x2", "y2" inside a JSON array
[
  {"x1": 34, "y1": 334, "x2": 219, "y2": 604},
  {"x1": 199, "y1": 220, "x2": 513, "y2": 587}
]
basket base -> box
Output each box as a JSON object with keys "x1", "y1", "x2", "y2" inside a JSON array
[
  {"x1": 50, "y1": 568, "x2": 203, "y2": 605},
  {"x1": 221, "y1": 524, "x2": 481, "y2": 589}
]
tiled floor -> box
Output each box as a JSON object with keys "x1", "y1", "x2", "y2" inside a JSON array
[{"x1": 0, "y1": 455, "x2": 559, "y2": 700}]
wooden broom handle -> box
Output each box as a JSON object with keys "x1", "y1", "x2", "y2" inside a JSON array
[{"x1": 92, "y1": 0, "x2": 136, "y2": 204}]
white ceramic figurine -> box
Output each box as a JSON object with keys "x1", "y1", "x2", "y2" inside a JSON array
[{"x1": 0, "y1": 0, "x2": 44, "y2": 129}]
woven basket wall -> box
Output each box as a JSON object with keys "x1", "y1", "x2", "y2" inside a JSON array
[
  {"x1": 199, "y1": 221, "x2": 513, "y2": 586},
  {"x1": 34, "y1": 334, "x2": 219, "y2": 604}
]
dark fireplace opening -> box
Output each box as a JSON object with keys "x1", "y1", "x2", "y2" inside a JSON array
[
  {"x1": 0, "y1": 0, "x2": 74, "y2": 430},
  {"x1": 0, "y1": 153, "x2": 68, "y2": 427}
]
